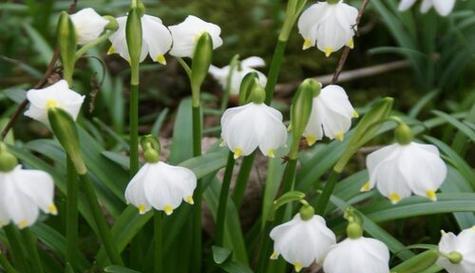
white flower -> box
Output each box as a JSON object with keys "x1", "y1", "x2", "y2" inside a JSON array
[
  {"x1": 399, "y1": 0, "x2": 456, "y2": 16},
  {"x1": 437, "y1": 228, "x2": 475, "y2": 273},
  {"x1": 169, "y1": 15, "x2": 223, "y2": 58},
  {"x1": 269, "y1": 213, "x2": 336, "y2": 272},
  {"x1": 125, "y1": 161, "x2": 197, "y2": 216},
  {"x1": 221, "y1": 103, "x2": 287, "y2": 159},
  {"x1": 108, "y1": 14, "x2": 172, "y2": 64},
  {"x1": 323, "y1": 237, "x2": 390, "y2": 273},
  {"x1": 0, "y1": 165, "x2": 57, "y2": 229},
  {"x1": 25, "y1": 80, "x2": 85, "y2": 126},
  {"x1": 209, "y1": 56, "x2": 267, "y2": 95},
  {"x1": 303, "y1": 85, "x2": 357, "y2": 145},
  {"x1": 70, "y1": 8, "x2": 109, "y2": 45},
  {"x1": 363, "y1": 142, "x2": 448, "y2": 204},
  {"x1": 298, "y1": 0, "x2": 358, "y2": 57}
]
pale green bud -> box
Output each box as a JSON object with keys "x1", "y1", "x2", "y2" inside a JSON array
[
  {"x1": 57, "y1": 12, "x2": 77, "y2": 85},
  {"x1": 191, "y1": 32, "x2": 213, "y2": 107}
]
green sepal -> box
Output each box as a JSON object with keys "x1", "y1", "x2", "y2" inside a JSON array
[
  {"x1": 57, "y1": 12, "x2": 77, "y2": 85},
  {"x1": 334, "y1": 97, "x2": 394, "y2": 173},
  {"x1": 391, "y1": 249, "x2": 439, "y2": 273},
  {"x1": 48, "y1": 108, "x2": 87, "y2": 175},
  {"x1": 0, "y1": 143, "x2": 18, "y2": 172},
  {"x1": 126, "y1": 7, "x2": 143, "y2": 85},
  {"x1": 140, "y1": 135, "x2": 161, "y2": 163},
  {"x1": 191, "y1": 32, "x2": 213, "y2": 107},
  {"x1": 239, "y1": 72, "x2": 259, "y2": 105}
]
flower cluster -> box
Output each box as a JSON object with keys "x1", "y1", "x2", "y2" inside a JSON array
[{"x1": 399, "y1": 0, "x2": 457, "y2": 16}]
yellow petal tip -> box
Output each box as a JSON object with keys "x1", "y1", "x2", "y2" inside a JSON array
[
  {"x1": 18, "y1": 220, "x2": 29, "y2": 229},
  {"x1": 163, "y1": 205, "x2": 174, "y2": 216},
  {"x1": 335, "y1": 131, "x2": 344, "y2": 142},
  {"x1": 426, "y1": 190, "x2": 437, "y2": 201},
  {"x1": 306, "y1": 135, "x2": 317, "y2": 146},
  {"x1": 324, "y1": 47, "x2": 334, "y2": 57},
  {"x1": 346, "y1": 38, "x2": 354, "y2": 49},
  {"x1": 353, "y1": 111, "x2": 360, "y2": 118},
  {"x1": 107, "y1": 46, "x2": 116, "y2": 55},
  {"x1": 155, "y1": 54, "x2": 167, "y2": 65},
  {"x1": 294, "y1": 262, "x2": 303, "y2": 272},
  {"x1": 302, "y1": 39, "x2": 313, "y2": 50},
  {"x1": 267, "y1": 149, "x2": 276, "y2": 158},
  {"x1": 48, "y1": 204, "x2": 58, "y2": 215},
  {"x1": 138, "y1": 204, "x2": 147, "y2": 215},
  {"x1": 270, "y1": 251, "x2": 279, "y2": 260},
  {"x1": 233, "y1": 148, "x2": 243, "y2": 159},
  {"x1": 360, "y1": 182, "x2": 371, "y2": 192},
  {"x1": 185, "y1": 196, "x2": 195, "y2": 205},
  {"x1": 46, "y1": 99, "x2": 59, "y2": 109},
  {"x1": 389, "y1": 192, "x2": 401, "y2": 204}
]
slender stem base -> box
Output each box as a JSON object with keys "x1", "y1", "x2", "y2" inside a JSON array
[
  {"x1": 80, "y1": 174, "x2": 123, "y2": 265},
  {"x1": 315, "y1": 171, "x2": 340, "y2": 215},
  {"x1": 232, "y1": 153, "x2": 255, "y2": 208},
  {"x1": 216, "y1": 152, "x2": 236, "y2": 245},
  {"x1": 153, "y1": 212, "x2": 163, "y2": 273},
  {"x1": 191, "y1": 105, "x2": 203, "y2": 271},
  {"x1": 129, "y1": 84, "x2": 140, "y2": 176},
  {"x1": 66, "y1": 157, "x2": 78, "y2": 270}
]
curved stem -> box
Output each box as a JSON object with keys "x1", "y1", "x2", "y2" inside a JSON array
[
  {"x1": 216, "y1": 152, "x2": 236, "y2": 245},
  {"x1": 21, "y1": 228, "x2": 44, "y2": 273},
  {"x1": 80, "y1": 174, "x2": 123, "y2": 265},
  {"x1": 153, "y1": 212, "x2": 163, "y2": 273},
  {"x1": 66, "y1": 157, "x2": 78, "y2": 270},
  {"x1": 74, "y1": 31, "x2": 114, "y2": 61}
]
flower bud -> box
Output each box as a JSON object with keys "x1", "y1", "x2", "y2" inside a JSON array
[
  {"x1": 299, "y1": 204, "x2": 315, "y2": 221},
  {"x1": 239, "y1": 72, "x2": 259, "y2": 105},
  {"x1": 103, "y1": 15, "x2": 119, "y2": 31},
  {"x1": 249, "y1": 85, "x2": 266, "y2": 104},
  {"x1": 290, "y1": 79, "x2": 319, "y2": 142},
  {"x1": 346, "y1": 222, "x2": 363, "y2": 239},
  {"x1": 334, "y1": 97, "x2": 394, "y2": 173},
  {"x1": 141, "y1": 135, "x2": 161, "y2": 163},
  {"x1": 126, "y1": 6, "x2": 143, "y2": 85},
  {"x1": 57, "y1": 12, "x2": 77, "y2": 84},
  {"x1": 191, "y1": 32, "x2": 213, "y2": 107},
  {"x1": 0, "y1": 143, "x2": 18, "y2": 172},
  {"x1": 48, "y1": 107, "x2": 87, "y2": 175},
  {"x1": 395, "y1": 122, "x2": 413, "y2": 145}
]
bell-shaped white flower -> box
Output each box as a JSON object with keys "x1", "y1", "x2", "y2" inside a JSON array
[
  {"x1": 303, "y1": 85, "x2": 357, "y2": 145},
  {"x1": 125, "y1": 161, "x2": 197, "y2": 216},
  {"x1": 0, "y1": 166, "x2": 57, "y2": 229},
  {"x1": 399, "y1": 0, "x2": 456, "y2": 16},
  {"x1": 269, "y1": 213, "x2": 336, "y2": 272},
  {"x1": 169, "y1": 15, "x2": 223, "y2": 58},
  {"x1": 323, "y1": 236, "x2": 390, "y2": 273},
  {"x1": 25, "y1": 80, "x2": 85, "y2": 126},
  {"x1": 221, "y1": 102, "x2": 287, "y2": 159},
  {"x1": 298, "y1": 0, "x2": 358, "y2": 57},
  {"x1": 209, "y1": 56, "x2": 267, "y2": 95},
  {"x1": 437, "y1": 228, "x2": 475, "y2": 273},
  {"x1": 108, "y1": 15, "x2": 172, "y2": 64},
  {"x1": 70, "y1": 8, "x2": 109, "y2": 45},
  {"x1": 363, "y1": 142, "x2": 448, "y2": 204}
]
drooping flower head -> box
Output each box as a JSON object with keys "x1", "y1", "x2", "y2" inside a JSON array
[
  {"x1": 70, "y1": 8, "x2": 110, "y2": 45},
  {"x1": 108, "y1": 14, "x2": 172, "y2": 64},
  {"x1": 399, "y1": 0, "x2": 456, "y2": 16},
  {"x1": 169, "y1": 15, "x2": 223, "y2": 58},
  {"x1": 303, "y1": 84, "x2": 357, "y2": 145},
  {"x1": 270, "y1": 205, "x2": 336, "y2": 272},
  {"x1": 209, "y1": 56, "x2": 267, "y2": 95},
  {"x1": 298, "y1": 0, "x2": 358, "y2": 57},
  {"x1": 363, "y1": 123, "x2": 448, "y2": 204},
  {"x1": 220, "y1": 86, "x2": 287, "y2": 159},
  {"x1": 437, "y1": 228, "x2": 475, "y2": 273},
  {"x1": 25, "y1": 80, "x2": 85, "y2": 126}
]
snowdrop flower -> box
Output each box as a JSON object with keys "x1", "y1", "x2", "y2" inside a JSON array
[
  {"x1": 70, "y1": 8, "x2": 109, "y2": 45},
  {"x1": 220, "y1": 87, "x2": 287, "y2": 159},
  {"x1": 363, "y1": 123, "x2": 447, "y2": 204},
  {"x1": 270, "y1": 206, "x2": 336, "y2": 272},
  {"x1": 298, "y1": 0, "x2": 358, "y2": 57},
  {"x1": 25, "y1": 80, "x2": 85, "y2": 126},
  {"x1": 125, "y1": 161, "x2": 197, "y2": 216},
  {"x1": 323, "y1": 235, "x2": 390, "y2": 273},
  {"x1": 108, "y1": 15, "x2": 172, "y2": 64},
  {"x1": 0, "y1": 165, "x2": 57, "y2": 229},
  {"x1": 303, "y1": 84, "x2": 357, "y2": 145},
  {"x1": 209, "y1": 56, "x2": 267, "y2": 95},
  {"x1": 169, "y1": 15, "x2": 223, "y2": 58},
  {"x1": 437, "y1": 228, "x2": 475, "y2": 273},
  {"x1": 399, "y1": 0, "x2": 456, "y2": 16}
]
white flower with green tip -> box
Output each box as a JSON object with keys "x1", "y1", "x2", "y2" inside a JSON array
[
  {"x1": 399, "y1": 0, "x2": 456, "y2": 16},
  {"x1": 70, "y1": 8, "x2": 109, "y2": 45},
  {"x1": 437, "y1": 227, "x2": 475, "y2": 273}
]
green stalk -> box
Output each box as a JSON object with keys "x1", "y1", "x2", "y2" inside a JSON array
[
  {"x1": 79, "y1": 174, "x2": 123, "y2": 265},
  {"x1": 315, "y1": 171, "x2": 340, "y2": 215},
  {"x1": 74, "y1": 31, "x2": 114, "y2": 60},
  {"x1": 265, "y1": 40, "x2": 288, "y2": 104},
  {"x1": 21, "y1": 229, "x2": 44, "y2": 273},
  {"x1": 191, "y1": 104, "x2": 203, "y2": 271},
  {"x1": 129, "y1": 83, "x2": 140, "y2": 176},
  {"x1": 3, "y1": 225, "x2": 27, "y2": 273},
  {"x1": 232, "y1": 152, "x2": 256, "y2": 207},
  {"x1": 216, "y1": 152, "x2": 236, "y2": 245},
  {"x1": 0, "y1": 251, "x2": 17, "y2": 273},
  {"x1": 153, "y1": 212, "x2": 163, "y2": 273},
  {"x1": 65, "y1": 157, "x2": 78, "y2": 271}
]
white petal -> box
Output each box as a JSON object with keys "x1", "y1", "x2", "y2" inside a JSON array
[
  {"x1": 125, "y1": 164, "x2": 152, "y2": 214},
  {"x1": 169, "y1": 15, "x2": 223, "y2": 58},
  {"x1": 221, "y1": 104, "x2": 260, "y2": 156},
  {"x1": 13, "y1": 168, "x2": 55, "y2": 214},
  {"x1": 241, "y1": 56, "x2": 266, "y2": 68},
  {"x1": 298, "y1": 3, "x2": 326, "y2": 48},
  {"x1": 433, "y1": 0, "x2": 456, "y2": 16},
  {"x1": 365, "y1": 144, "x2": 399, "y2": 190},
  {"x1": 108, "y1": 17, "x2": 130, "y2": 61},
  {"x1": 398, "y1": 0, "x2": 418, "y2": 11},
  {"x1": 142, "y1": 15, "x2": 172, "y2": 63},
  {"x1": 256, "y1": 105, "x2": 288, "y2": 157},
  {"x1": 70, "y1": 8, "x2": 109, "y2": 45},
  {"x1": 420, "y1": 0, "x2": 434, "y2": 13}
]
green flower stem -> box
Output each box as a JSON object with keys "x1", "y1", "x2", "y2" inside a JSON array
[
  {"x1": 3, "y1": 225, "x2": 27, "y2": 273},
  {"x1": 74, "y1": 31, "x2": 114, "y2": 61},
  {"x1": 216, "y1": 152, "x2": 236, "y2": 245},
  {"x1": 153, "y1": 212, "x2": 163, "y2": 273},
  {"x1": 232, "y1": 152, "x2": 256, "y2": 208},
  {"x1": 129, "y1": 83, "x2": 140, "y2": 176},
  {"x1": 315, "y1": 170, "x2": 340, "y2": 215},
  {"x1": 191, "y1": 104, "x2": 203, "y2": 271},
  {"x1": 66, "y1": 157, "x2": 79, "y2": 270},
  {"x1": 79, "y1": 174, "x2": 123, "y2": 266},
  {"x1": 265, "y1": 40, "x2": 287, "y2": 104},
  {"x1": 0, "y1": 251, "x2": 17, "y2": 273},
  {"x1": 21, "y1": 228, "x2": 44, "y2": 273}
]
